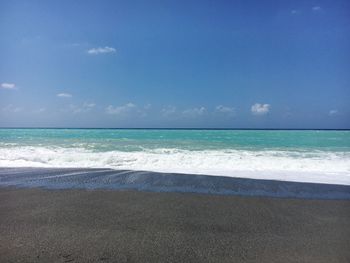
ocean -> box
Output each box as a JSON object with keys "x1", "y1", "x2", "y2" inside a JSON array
[{"x1": 0, "y1": 129, "x2": 349, "y2": 185}]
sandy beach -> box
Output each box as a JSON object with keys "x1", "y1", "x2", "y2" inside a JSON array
[{"x1": 1, "y1": 187, "x2": 349, "y2": 263}]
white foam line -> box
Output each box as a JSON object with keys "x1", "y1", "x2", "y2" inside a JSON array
[
  {"x1": 0, "y1": 146, "x2": 349, "y2": 185},
  {"x1": 38, "y1": 169, "x2": 112, "y2": 180}
]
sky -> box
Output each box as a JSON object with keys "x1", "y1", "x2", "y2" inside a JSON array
[{"x1": 0, "y1": 0, "x2": 349, "y2": 128}]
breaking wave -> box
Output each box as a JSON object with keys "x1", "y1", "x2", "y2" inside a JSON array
[{"x1": 0, "y1": 146, "x2": 349, "y2": 185}]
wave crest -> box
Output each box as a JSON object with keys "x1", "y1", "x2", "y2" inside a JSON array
[{"x1": 0, "y1": 146, "x2": 350, "y2": 185}]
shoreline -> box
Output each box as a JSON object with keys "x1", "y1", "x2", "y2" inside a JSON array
[
  {"x1": 1, "y1": 167, "x2": 349, "y2": 200},
  {"x1": 1, "y1": 187, "x2": 349, "y2": 262}
]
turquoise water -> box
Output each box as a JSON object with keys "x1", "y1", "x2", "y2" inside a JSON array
[
  {"x1": 1, "y1": 129, "x2": 349, "y2": 151},
  {"x1": 0, "y1": 129, "x2": 350, "y2": 184}
]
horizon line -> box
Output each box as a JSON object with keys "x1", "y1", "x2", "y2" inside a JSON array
[{"x1": 0, "y1": 127, "x2": 349, "y2": 131}]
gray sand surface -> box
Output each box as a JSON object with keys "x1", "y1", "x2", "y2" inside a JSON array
[{"x1": 0, "y1": 188, "x2": 349, "y2": 262}]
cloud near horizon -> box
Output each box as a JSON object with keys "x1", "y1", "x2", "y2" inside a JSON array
[
  {"x1": 182, "y1": 107, "x2": 206, "y2": 118},
  {"x1": 3, "y1": 104, "x2": 22, "y2": 113},
  {"x1": 251, "y1": 103, "x2": 270, "y2": 115},
  {"x1": 105, "y1": 103, "x2": 137, "y2": 116},
  {"x1": 161, "y1": 106, "x2": 177, "y2": 117},
  {"x1": 57, "y1": 93, "x2": 72, "y2": 98},
  {"x1": 1, "y1": 83, "x2": 16, "y2": 89},
  {"x1": 87, "y1": 46, "x2": 116, "y2": 55},
  {"x1": 67, "y1": 102, "x2": 96, "y2": 114},
  {"x1": 215, "y1": 105, "x2": 235, "y2": 116},
  {"x1": 329, "y1": 109, "x2": 338, "y2": 116}
]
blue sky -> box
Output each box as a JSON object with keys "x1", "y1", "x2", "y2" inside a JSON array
[{"x1": 0, "y1": 0, "x2": 349, "y2": 128}]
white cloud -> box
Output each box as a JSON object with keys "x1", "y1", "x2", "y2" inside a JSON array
[
  {"x1": 1, "y1": 83, "x2": 16, "y2": 89},
  {"x1": 161, "y1": 106, "x2": 177, "y2": 117},
  {"x1": 67, "y1": 102, "x2": 96, "y2": 114},
  {"x1": 215, "y1": 105, "x2": 235, "y2": 116},
  {"x1": 312, "y1": 6, "x2": 321, "y2": 11},
  {"x1": 182, "y1": 107, "x2": 206, "y2": 118},
  {"x1": 329, "y1": 109, "x2": 338, "y2": 116},
  {"x1": 161, "y1": 106, "x2": 207, "y2": 118},
  {"x1": 84, "y1": 102, "x2": 96, "y2": 108},
  {"x1": 3, "y1": 104, "x2": 22, "y2": 113},
  {"x1": 87, "y1": 46, "x2": 116, "y2": 55},
  {"x1": 106, "y1": 102, "x2": 137, "y2": 116},
  {"x1": 251, "y1": 103, "x2": 270, "y2": 115},
  {"x1": 57, "y1": 93, "x2": 72, "y2": 98}
]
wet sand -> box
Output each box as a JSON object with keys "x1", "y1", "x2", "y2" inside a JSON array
[
  {"x1": 0, "y1": 187, "x2": 349, "y2": 262},
  {"x1": 1, "y1": 167, "x2": 349, "y2": 199}
]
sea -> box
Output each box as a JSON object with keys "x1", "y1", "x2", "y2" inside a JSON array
[{"x1": 0, "y1": 128, "x2": 349, "y2": 185}]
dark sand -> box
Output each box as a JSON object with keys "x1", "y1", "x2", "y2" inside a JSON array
[
  {"x1": 1, "y1": 167, "x2": 350, "y2": 199},
  {"x1": 0, "y1": 188, "x2": 349, "y2": 262}
]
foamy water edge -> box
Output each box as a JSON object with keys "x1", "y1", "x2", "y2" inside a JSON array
[{"x1": 0, "y1": 146, "x2": 349, "y2": 185}]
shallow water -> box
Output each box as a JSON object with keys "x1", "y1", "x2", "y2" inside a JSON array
[{"x1": 0, "y1": 129, "x2": 349, "y2": 185}]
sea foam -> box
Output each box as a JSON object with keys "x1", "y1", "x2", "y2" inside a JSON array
[{"x1": 0, "y1": 146, "x2": 349, "y2": 185}]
